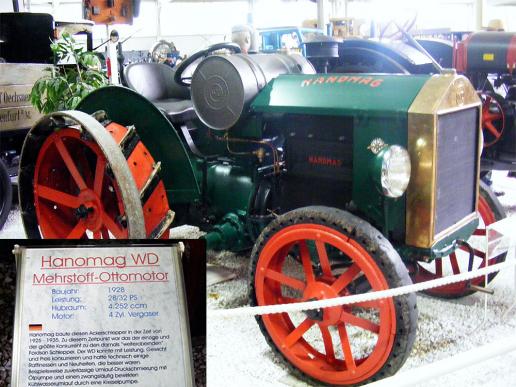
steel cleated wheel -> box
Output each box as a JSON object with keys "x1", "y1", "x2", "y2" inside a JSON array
[
  {"x1": 19, "y1": 110, "x2": 174, "y2": 239},
  {"x1": 249, "y1": 206, "x2": 417, "y2": 386},
  {"x1": 413, "y1": 181, "x2": 506, "y2": 298}
]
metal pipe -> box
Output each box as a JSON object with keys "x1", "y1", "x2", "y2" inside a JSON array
[
  {"x1": 474, "y1": 0, "x2": 483, "y2": 31},
  {"x1": 366, "y1": 335, "x2": 516, "y2": 387},
  {"x1": 317, "y1": 0, "x2": 326, "y2": 33}
]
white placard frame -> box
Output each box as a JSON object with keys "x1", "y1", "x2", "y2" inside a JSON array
[{"x1": 12, "y1": 244, "x2": 194, "y2": 387}]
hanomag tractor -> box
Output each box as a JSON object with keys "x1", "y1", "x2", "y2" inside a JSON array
[{"x1": 18, "y1": 44, "x2": 501, "y2": 385}]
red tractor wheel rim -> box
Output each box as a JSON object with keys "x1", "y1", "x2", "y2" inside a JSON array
[
  {"x1": 33, "y1": 121, "x2": 172, "y2": 239},
  {"x1": 255, "y1": 224, "x2": 396, "y2": 385},
  {"x1": 34, "y1": 128, "x2": 128, "y2": 238},
  {"x1": 414, "y1": 195, "x2": 497, "y2": 296},
  {"x1": 481, "y1": 94, "x2": 505, "y2": 147}
]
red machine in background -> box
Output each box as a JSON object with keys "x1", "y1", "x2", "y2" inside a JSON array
[{"x1": 429, "y1": 31, "x2": 516, "y2": 172}]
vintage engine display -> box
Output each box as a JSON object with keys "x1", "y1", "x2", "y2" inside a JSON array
[{"x1": 18, "y1": 45, "x2": 500, "y2": 385}]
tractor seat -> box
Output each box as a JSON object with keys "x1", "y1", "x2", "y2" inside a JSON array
[
  {"x1": 124, "y1": 62, "x2": 197, "y2": 124},
  {"x1": 153, "y1": 99, "x2": 197, "y2": 124}
]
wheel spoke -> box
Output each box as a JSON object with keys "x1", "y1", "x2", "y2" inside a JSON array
[
  {"x1": 94, "y1": 157, "x2": 106, "y2": 195},
  {"x1": 316, "y1": 241, "x2": 333, "y2": 278},
  {"x1": 283, "y1": 318, "x2": 314, "y2": 348},
  {"x1": 93, "y1": 231, "x2": 102, "y2": 238},
  {"x1": 337, "y1": 323, "x2": 357, "y2": 372},
  {"x1": 67, "y1": 221, "x2": 86, "y2": 239},
  {"x1": 101, "y1": 226, "x2": 110, "y2": 239},
  {"x1": 487, "y1": 112, "x2": 503, "y2": 121},
  {"x1": 54, "y1": 137, "x2": 87, "y2": 191},
  {"x1": 101, "y1": 212, "x2": 125, "y2": 239},
  {"x1": 435, "y1": 258, "x2": 443, "y2": 277},
  {"x1": 471, "y1": 248, "x2": 486, "y2": 260},
  {"x1": 298, "y1": 240, "x2": 315, "y2": 284},
  {"x1": 340, "y1": 310, "x2": 380, "y2": 334},
  {"x1": 449, "y1": 253, "x2": 461, "y2": 275},
  {"x1": 332, "y1": 263, "x2": 361, "y2": 293},
  {"x1": 35, "y1": 185, "x2": 81, "y2": 208},
  {"x1": 319, "y1": 326, "x2": 336, "y2": 363},
  {"x1": 485, "y1": 122, "x2": 502, "y2": 138},
  {"x1": 264, "y1": 269, "x2": 306, "y2": 291}
]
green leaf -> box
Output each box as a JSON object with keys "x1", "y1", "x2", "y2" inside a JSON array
[{"x1": 30, "y1": 32, "x2": 108, "y2": 114}]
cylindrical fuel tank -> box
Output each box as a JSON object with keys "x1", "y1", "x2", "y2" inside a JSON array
[
  {"x1": 456, "y1": 31, "x2": 516, "y2": 73},
  {"x1": 191, "y1": 53, "x2": 315, "y2": 130}
]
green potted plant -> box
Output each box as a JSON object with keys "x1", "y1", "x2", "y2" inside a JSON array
[{"x1": 30, "y1": 33, "x2": 107, "y2": 114}]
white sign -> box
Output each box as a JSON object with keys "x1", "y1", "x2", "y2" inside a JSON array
[{"x1": 12, "y1": 245, "x2": 193, "y2": 387}]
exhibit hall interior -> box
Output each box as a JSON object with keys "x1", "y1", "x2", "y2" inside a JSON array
[{"x1": 0, "y1": 0, "x2": 515, "y2": 386}]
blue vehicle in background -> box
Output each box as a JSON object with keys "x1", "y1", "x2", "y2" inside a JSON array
[{"x1": 258, "y1": 26, "x2": 325, "y2": 55}]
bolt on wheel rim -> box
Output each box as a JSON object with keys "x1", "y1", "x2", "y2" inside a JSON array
[{"x1": 254, "y1": 224, "x2": 396, "y2": 385}]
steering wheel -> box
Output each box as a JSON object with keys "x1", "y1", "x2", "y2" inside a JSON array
[
  {"x1": 379, "y1": 15, "x2": 417, "y2": 40},
  {"x1": 174, "y1": 42, "x2": 241, "y2": 86}
]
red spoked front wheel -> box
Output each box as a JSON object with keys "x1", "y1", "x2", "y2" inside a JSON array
[
  {"x1": 413, "y1": 182, "x2": 507, "y2": 298},
  {"x1": 480, "y1": 92, "x2": 505, "y2": 148},
  {"x1": 20, "y1": 111, "x2": 174, "y2": 239},
  {"x1": 249, "y1": 207, "x2": 417, "y2": 386}
]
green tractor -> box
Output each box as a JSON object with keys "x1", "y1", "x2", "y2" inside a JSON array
[{"x1": 19, "y1": 44, "x2": 503, "y2": 385}]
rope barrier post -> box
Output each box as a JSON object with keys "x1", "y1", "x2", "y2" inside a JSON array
[
  {"x1": 484, "y1": 219, "x2": 489, "y2": 322},
  {"x1": 494, "y1": 216, "x2": 516, "y2": 319}
]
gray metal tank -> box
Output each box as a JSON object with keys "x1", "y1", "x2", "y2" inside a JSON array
[{"x1": 191, "y1": 53, "x2": 315, "y2": 130}]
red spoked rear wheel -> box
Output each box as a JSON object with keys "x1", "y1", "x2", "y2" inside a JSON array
[
  {"x1": 249, "y1": 207, "x2": 417, "y2": 385},
  {"x1": 480, "y1": 92, "x2": 505, "y2": 148},
  {"x1": 21, "y1": 111, "x2": 173, "y2": 239},
  {"x1": 412, "y1": 182, "x2": 506, "y2": 298}
]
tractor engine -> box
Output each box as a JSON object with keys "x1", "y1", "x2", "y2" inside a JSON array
[{"x1": 248, "y1": 72, "x2": 482, "y2": 253}]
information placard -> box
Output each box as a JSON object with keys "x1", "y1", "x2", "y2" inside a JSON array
[{"x1": 12, "y1": 245, "x2": 193, "y2": 387}]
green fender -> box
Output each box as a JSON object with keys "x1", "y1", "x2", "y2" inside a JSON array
[{"x1": 77, "y1": 86, "x2": 200, "y2": 204}]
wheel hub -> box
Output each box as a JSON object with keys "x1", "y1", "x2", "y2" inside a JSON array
[
  {"x1": 303, "y1": 281, "x2": 343, "y2": 326},
  {"x1": 76, "y1": 189, "x2": 104, "y2": 231}
]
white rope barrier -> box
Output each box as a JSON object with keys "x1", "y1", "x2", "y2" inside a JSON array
[{"x1": 208, "y1": 260, "x2": 516, "y2": 318}]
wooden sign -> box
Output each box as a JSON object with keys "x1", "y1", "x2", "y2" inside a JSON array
[
  {"x1": 0, "y1": 64, "x2": 49, "y2": 86},
  {"x1": 0, "y1": 106, "x2": 42, "y2": 131},
  {"x1": 0, "y1": 63, "x2": 48, "y2": 131},
  {"x1": 12, "y1": 244, "x2": 194, "y2": 387}
]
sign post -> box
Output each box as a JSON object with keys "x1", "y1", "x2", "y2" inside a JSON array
[{"x1": 12, "y1": 244, "x2": 193, "y2": 387}]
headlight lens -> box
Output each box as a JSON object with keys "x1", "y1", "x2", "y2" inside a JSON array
[{"x1": 380, "y1": 145, "x2": 411, "y2": 198}]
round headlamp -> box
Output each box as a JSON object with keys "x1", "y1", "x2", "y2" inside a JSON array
[{"x1": 375, "y1": 145, "x2": 411, "y2": 198}]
